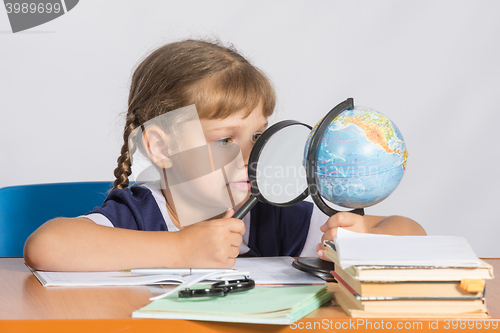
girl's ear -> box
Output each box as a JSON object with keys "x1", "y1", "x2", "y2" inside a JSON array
[{"x1": 142, "y1": 125, "x2": 173, "y2": 169}]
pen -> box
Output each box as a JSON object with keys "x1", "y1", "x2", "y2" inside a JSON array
[{"x1": 120, "y1": 268, "x2": 238, "y2": 275}]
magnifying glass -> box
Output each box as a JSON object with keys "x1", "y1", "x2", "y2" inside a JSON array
[
  {"x1": 233, "y1": 120, "x2": 312, "y2": 219},
  {"x1": 304, "y1": 98, "x2": 365, "y2": 217}
]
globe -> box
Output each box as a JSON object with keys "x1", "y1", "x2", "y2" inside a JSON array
[{"x1": 304, "y1": 106, "x2": 408, "y2": 209}]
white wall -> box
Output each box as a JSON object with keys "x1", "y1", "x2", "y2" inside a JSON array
[{"x1": 1, "y1": 0, "x2": 499, "y2": 256}]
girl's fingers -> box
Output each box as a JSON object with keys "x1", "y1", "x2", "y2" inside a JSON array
[
  {"x1": 224, "y1": 208, "x2": 235, "y2": 218},
  {"x1": 317, "y1": 249, "x2": 326, "y2": 260},
  {"x1": 321, "y1": 228, "x2": 338, "y2": 243},
  {"x1": 322, "y1": 212, "x2": 361, "y2": 231}
]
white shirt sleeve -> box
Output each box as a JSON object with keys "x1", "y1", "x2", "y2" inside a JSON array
[
  {"x1": 299, "y1": 204, "x2": 329, "y2": 257},
  {"x1": 81, "y1": 213, "x2": 114, "y2": 228}
]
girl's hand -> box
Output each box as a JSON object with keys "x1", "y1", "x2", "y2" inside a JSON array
[
  {"x1": 315, "y1": 213, "x2": 426, "y2": 261},
  {"x1": 316, "y1": 212, "x2": 369, "y2": 261},
  {"x1": 175, "y1": 209, "x2": 245, "y2": 268}
]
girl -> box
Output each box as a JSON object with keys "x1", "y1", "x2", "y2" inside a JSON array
[{"x1": 24, "y1": 39, "x2": 426, "y2": 272}]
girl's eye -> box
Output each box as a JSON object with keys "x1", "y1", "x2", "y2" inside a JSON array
[
  {"x1": 217, "y1": 137, "x2": 234, "y2": 147},
  {"x1": 251, "y1": 133, "x2": 262, "y2": 142}
]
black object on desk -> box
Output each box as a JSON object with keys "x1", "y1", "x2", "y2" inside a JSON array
[
  {"x1": 178, "y1": 278, "x2": 255, "y2": 298},
  {"x1": 292, "y1": 258, "x2": 336, "y2": 283}
]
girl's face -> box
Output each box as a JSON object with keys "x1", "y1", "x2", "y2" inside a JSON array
[
  {"x1": 158, "y1": 104, "x2": 268, "y2": 227},
  {"x1": 200, "y1": 105, "x2": 268, "y2": 196}
]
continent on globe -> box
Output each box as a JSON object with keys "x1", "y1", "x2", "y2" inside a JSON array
[{"x1": 304, "y1": 106, "x2": 408, "y2": 209}]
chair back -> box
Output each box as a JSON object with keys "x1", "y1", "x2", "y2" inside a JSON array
[{"x1": 0, "y1": 182, "x2": 113, "y2": 257}]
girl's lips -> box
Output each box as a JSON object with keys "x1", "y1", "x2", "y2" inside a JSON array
[{"x1": 228, "y1": 181, "x2": 251, "y2": 192}]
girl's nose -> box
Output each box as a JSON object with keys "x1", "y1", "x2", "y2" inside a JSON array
[
  {"x1": 238, "y1": 150, "x2": 248, "y2": 169},
  {"x1": 239, "y1": 143, "x2": 252, "y2": 169}
]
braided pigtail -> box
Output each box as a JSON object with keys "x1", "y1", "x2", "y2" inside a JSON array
[{"x1": 113, "y1": 111, "x2": 138, "y2": 190}]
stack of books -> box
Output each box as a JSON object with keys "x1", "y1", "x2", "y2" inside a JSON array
[{"x1": 325, "y1": 228, "x2": 494, "y2": 318}]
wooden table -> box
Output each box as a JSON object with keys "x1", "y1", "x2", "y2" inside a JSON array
[{"x1": 0, "y1": 258, "x2": 499, "y2": 332}]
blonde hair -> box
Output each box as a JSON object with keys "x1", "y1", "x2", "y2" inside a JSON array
[{"x1": 113, "y1": 39, "x2": 276, "y2": 190}]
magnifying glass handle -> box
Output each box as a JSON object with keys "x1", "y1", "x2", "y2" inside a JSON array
[{"x1": 233, "y1": 196, "x2": 259, "y2": 219}]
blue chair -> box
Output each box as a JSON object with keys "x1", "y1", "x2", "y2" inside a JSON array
[{"x1": 0, "y1": 182, "x2": 114, "y2": 257}]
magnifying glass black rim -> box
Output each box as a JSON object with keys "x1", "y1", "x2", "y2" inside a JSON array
[
  {"x1": 248, "y1": 120, "x2": 312, "y2": 207},
  {"x1": 305, "y1": 98, "x2": 365, "y2": 216}
]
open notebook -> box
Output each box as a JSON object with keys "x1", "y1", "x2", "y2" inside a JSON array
[{"x1": 28, "y1": 257, "x2": 325, "y2": 286}]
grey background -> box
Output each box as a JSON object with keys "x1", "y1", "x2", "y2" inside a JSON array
[{"x1": 1, "y1": 1, "x2": 499, "y2": 256}]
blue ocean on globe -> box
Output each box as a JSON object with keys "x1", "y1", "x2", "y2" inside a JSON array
[{"x1": 304, "y1": 107, "x2": 408, "y2": 209}]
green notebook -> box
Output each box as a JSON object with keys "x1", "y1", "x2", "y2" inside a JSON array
[{"x1": 133, "y1": 285, "x2": 331, "y2": 325}]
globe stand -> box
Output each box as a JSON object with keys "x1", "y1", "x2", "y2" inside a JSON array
[{"x1": 305, "y1": 98, "x2": 365, "y2": 217}]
